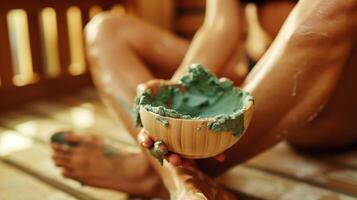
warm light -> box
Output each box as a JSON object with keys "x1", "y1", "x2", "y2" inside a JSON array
[
  {"x1": 40, "y1": 7, "x2": 61, "y2": 77},
  {"x1": 67, "y1": 6, "x2": 86, "y2": 75},
  {"x1": 14, "y1": 121, "x2": 38, "y2": 137},
  {"x1": 7, "y1": 9, "x2": 36, "y2": 86},
  {"x1": 70, "y1": 107, "x2": 94, "y2": 129},
  {"x1": 0, "y1": 130, "x2": 33, "y2": 156}
]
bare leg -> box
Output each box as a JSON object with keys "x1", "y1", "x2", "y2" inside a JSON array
[
  {"x1": 85, "y1": 12, "x2": 237, "y2": 198},
  {"x1": 53, "y1": 12, "x2": 188, "y2": 197},
  {"x1": 197, "y1": 0, "x2": 357, "y2": 177},
  {"x1": 256, "y1": 0, "x2": 357, "y2": 151}
]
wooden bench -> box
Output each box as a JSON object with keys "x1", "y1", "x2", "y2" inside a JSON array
[
  {"x1": 1, "y1": 89, "x2": 356, "y2": 199},
  {"x1": 0, "y1": 0, "x2": 356, "y2": 199}
]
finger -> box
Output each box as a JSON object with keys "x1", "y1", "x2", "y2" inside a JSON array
[
  {"x1": 137, "y1": 129, "x2": 153, "y2": 148},
  {"x1": 181, "y1": 159, "x2": 196, "y2": 170},
  {"x1": 165, "y1": 154, "x2": 182, "y2": 166},
  {"x1": 214, "y1": 153, "x2": 226, "y2": 162}
]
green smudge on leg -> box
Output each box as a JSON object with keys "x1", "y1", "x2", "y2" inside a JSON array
[{"x1": 50, "y1": 131, "x2": 78, "y2": 148}]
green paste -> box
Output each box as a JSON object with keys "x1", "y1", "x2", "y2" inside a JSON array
[
  {"x1": 155, "y1": 116, "x2": 169, "y2": 127},
  {"x1": 134, "y1": 64, "x2": 254, "y2": 136},
  {"x1": 149, "y1": 140, "x2": 168, "y2": 165},
  {"x1": 50, "y1": 131, "x2": 78, "y2": 148}
]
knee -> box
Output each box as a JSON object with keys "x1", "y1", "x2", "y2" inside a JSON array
[{"x1": 85, "y1": 12, "x2": 131, "y2": 45}]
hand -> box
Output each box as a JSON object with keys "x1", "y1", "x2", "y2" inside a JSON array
[{"x1": 137, "y1": 129, "x2": 226, "y2": 168}]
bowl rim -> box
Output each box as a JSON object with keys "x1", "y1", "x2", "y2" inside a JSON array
[{"x1": 140, "y1": 98, "x2": 254, "y2": 123}]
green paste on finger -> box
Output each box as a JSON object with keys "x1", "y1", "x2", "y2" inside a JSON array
[
  {"x1": 134, "y1": 64, "x2": 254, "y2": 136},
  {"x1": 149, "y1": 140, "x2": 168, "y2": 165}
]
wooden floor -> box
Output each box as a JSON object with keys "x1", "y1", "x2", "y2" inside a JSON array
[{"x1": 0, "y1": 87, "x2": 356, "y2": 200}]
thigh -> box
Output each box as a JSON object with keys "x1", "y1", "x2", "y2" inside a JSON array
[{"x1": 118, "y1": 15, "x2": 190, "y2": 78}]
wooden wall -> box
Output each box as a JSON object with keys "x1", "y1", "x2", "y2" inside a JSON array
[
  {"x1": 0, "y1": 0, "x2": 127, "y2": 111},
  {"x1": 0, "y1": 0, "x2": 206, "y2": 111}
]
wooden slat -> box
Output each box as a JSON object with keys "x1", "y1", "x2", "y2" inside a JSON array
[
  {"x1": 0, "y1": 111, "x2": 71, "y2": 144},
  {"x1": 247, "y1": 143, "x2": 357, "y2": 196},
  {"x1": 56, "y1": 6, "x2": 71, "y2": 76},
  {"x1": 58, "y1": 96, "x2": 138, "y2": 145},
  {"x1": 80, "y1": 5, "x2": 90, "y2": 26},
  {"x1": 0, "y1": 160, "x2": 77, "y2": 200},
  {"x1": 0, "y1": 73, "x2": 92, "y2": 111},
  {"x1": 314, "y1": 147, "x2": 357, "y2": 169},
  {"x1": 217, "y1": 166, "x2": 355, "y2": 200},
  {"x1": 0, "y1": 128, "x2": 127, "y2": 200},
  {"x1": 0, "y1": 96, "x2": 137, "y2": 149},
  {"x1": 80, "y1": 5, "x2": 90, "y2": 73},
  {"x1": 25, "y1": 100, "x2": 137, "y2": 148},
  {"x1": 0, "y1": 8, "x2": 14, "y2": 88},
  {"x1": 0, "y1": 0, "x2": 122, "y2": 11},
  {"x1": 27, "y1": 9, "x2": 44, "y2": 79},
  {"x1": 26, "y1": 94, "x2": 356, "y2": 199}
]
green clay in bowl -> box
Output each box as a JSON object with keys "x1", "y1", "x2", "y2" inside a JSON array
[{"x1": 135, "y1": 64, "x2": 254, "y2": 137}]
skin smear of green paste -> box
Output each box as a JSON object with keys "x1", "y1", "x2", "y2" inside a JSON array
[{"x1": 135, "y1": 64, "x2": 254, "y2": 137}]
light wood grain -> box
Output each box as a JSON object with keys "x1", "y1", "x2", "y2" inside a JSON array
[
  {"x1": 247, "y1": 142, "x2": 357, "y2": 196},
  {"x1": 0, "y1": 160, "x2": 77, "y2": 200},
  {"x1": 2, "y1": 90, "x2": 356, "y2": 199},
  {"x1": 25, "y1": 100, "x2": 137, "y2": 149},
  {"x1": 140, "y1": 100, "x2": 254, "y2": 158},
  {"x1": 0, "y1": 128, "x2": 127, "y2": 200},
  {"x1": 217, "y1": 166, "x2": 356, "y2": 200}
]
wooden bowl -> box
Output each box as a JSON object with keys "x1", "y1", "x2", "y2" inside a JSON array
[{"x1": 139, "y1": 100, "x2": 254, "y2": 159}]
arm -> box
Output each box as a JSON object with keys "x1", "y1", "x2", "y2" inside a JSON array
[
  {"x1": 198, "y1": 0, "x2": 357, "y2": 176},
  {"x1": 172, "y1": 0, "x2": 242, "y2": 81}
]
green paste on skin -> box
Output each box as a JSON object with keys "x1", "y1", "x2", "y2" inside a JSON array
[
  {"x1": 50, "y1": 131, "x2": 79, "y2": 148},
  {"x1": 135, "y1": 64, "x2": 254, "y2": 136},
  {"x1": 149, "y1": 140, "x2": 168, "y2": 165}
]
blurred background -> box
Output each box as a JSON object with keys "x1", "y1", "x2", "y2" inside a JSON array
[{"x1": 0, "y1": 0, "x2": 355, "y2": 200}]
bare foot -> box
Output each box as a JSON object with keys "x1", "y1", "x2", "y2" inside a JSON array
[{"x1": 51, "y1": 134, "x2": 167, "y2": 198}]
